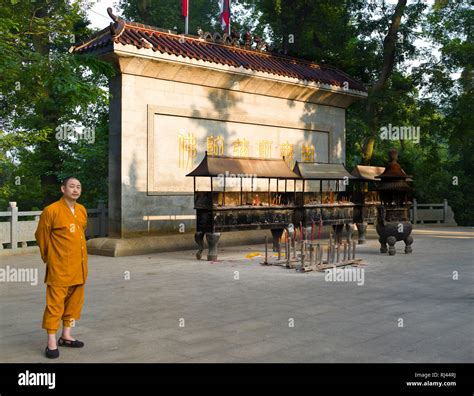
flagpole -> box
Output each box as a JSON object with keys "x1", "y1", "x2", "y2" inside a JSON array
[
  {"x1": 220, "y1": 0, "x2": 231, "y2": 35},
  {"x1": 228, "y1": 0, "x2": 231, "y2": 35},
  {"x1": 184, "y1": 0, "x2": 189, "y2": 34}
]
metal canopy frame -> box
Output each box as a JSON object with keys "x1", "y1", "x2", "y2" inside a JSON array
[{"x1": 187, "y1": 152, "x2": 303, "y2": 207}]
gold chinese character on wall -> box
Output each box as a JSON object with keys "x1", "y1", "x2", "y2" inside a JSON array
[
  {"x1": 207, "y1": 135, "x2": 224, "y2": 155},
  {"x1": 301, "y1": 143, "x2": 315, "y2": 162},
  {"x1": 178, "y1": 132, "x2": 197, "y2": 169},
  {"x1": 258, "y1": 140, "x2": 273, "y2": 158},
  {"x1": 280, "y1": 141, "x2": 295, "y2": 167},
  {"x1": 232, "y1": 138, "x2": 249, "y2": 157}
]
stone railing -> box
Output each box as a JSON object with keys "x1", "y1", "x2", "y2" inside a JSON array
[
  {"x1": 410, "y1": 198, "x2": 457, "y2": 225},
  {"x1": 0, "y1": 198, "x2": 457, "y2": 251},
  {"x1": 0, "y1": 200, "x2": 108, "y2": 250}
]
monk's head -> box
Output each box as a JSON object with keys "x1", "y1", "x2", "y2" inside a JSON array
[{"x1": 61, "y1": 177, "x2": 81, "y2": 201}]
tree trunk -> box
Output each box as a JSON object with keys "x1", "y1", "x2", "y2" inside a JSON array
[
  {"x1": 31, "y1": 2, "x2": 62, "y2": 207},
  {"x1": 362, "y1": 0, "x2": 407, "y2": 165}
]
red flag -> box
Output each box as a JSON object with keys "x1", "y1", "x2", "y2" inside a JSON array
[
  {"x1": 182, "y1": 0, "x2": 188, "y2": 17},
  {"x1": 219, "y1": 0, "x2": 230, "y2": 31}
]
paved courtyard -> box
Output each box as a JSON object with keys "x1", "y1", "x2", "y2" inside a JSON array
[{"x1": 0, "y1": 226, "x2": 472, "y2": 363}]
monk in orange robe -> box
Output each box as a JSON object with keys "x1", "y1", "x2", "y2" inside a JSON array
[{"x1": 35, "y1": 177, "x2": 88, "y2": 359}]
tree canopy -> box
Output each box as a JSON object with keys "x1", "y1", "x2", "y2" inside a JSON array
[{"x1": 0, "y1": 0, "x2": 472, "y2": 224}]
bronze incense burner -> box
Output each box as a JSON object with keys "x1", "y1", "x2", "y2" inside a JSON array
[{"x1": 375, "y1": 149, "x2": 414, "y2": 255}]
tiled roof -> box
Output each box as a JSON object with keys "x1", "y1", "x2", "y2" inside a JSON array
[{"x1": 70, "y1": 10, "x2": 366, "y2": 93}]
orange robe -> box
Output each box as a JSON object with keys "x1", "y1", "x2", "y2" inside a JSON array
[
  {"x1": 35, "y1": 197, "x2": 88, "y2": 286},
  {"x1": 35, "y1": 197, "x2": 88, "y2": 332}
]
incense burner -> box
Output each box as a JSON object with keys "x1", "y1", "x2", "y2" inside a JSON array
[{"x1": 375, "y1": 149, "x2": 414, "y2": 255}]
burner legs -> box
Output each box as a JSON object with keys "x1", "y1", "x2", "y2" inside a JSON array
[
  {"x1": 379, "y1": 236, "x2": 388, "y2": 253},
  {"x1": 332, "y1": 224, "x2": 344, "y2": 244},
  {"x1": 345, "y1": 223, "x2": 353, "y2": 242},
  {"x1": 271, "y1": 228, "x2": 284, "y2": 252},
  {"x1": 356, "y1": 222, "x2": 368, "y2": 244},
  {"x1": 194, "y1": 232, "x2": 205, "y2": 260},
  {"x1": 404, "y1": 235, "x2": 413, "y2": 254},
  {"x1": 205, "y1": 232, "x2": 221, "y2": 261},
  {"x1": 387, "y1": 236, "x2": 397, "y2": 256}
]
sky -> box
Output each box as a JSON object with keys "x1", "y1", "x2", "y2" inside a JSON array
[
  {"x1": 87, "y1": 0, "x2": 118, "y2": 29},
  {"x1": 86, "y1": 0, "x2": 437, "y2": 33}
]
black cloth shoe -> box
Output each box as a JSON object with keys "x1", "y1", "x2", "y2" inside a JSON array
[
  {"x1": 58, "y1": 337, "x2": 84, "y2": 348},
  {"x1": 45, "y1": 347, "x2": 59, "y2": 359}
]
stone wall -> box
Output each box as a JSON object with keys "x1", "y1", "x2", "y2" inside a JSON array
[{"x1": 107, "y1": 47, "x2": 364, "y2": 238}]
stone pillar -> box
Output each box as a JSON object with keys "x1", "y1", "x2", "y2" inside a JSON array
[
  {"x1": 412, "y1": 198, "x2": 417, "y2": 224},
  {"x1": 443, "y1": 199, "x2": 448, "y2": 224},
  {"x1": 97, "y1": 200, "x2": 107, "y2": 237},
  {"x1": 108, "y1": 74, "x2": 123, "y2": 238},
  {"x1": 9, "y1": 202, "x2": 18, "y2": 249}
]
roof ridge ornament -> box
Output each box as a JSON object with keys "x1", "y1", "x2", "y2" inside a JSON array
[
  {"x1": 197, "y1": 28, "x2": 273, "y2": 51},
  {"x1": 107, "y1": 7, "x2": 119, "y2": 22},
  {"x1": 107, "y1": 7, "x2": 126, "y2": 38}
]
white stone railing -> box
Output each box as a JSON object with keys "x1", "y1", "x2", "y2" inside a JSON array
[
  {"x1": 0, "y1": 198, "x2": 457, "y2": 250},
  {"x1": 0, "y1": 200, "x2": 108, "y2": 250},
  {"x1": 410, "y1": 198, "x2": 457, "y2": 225}
]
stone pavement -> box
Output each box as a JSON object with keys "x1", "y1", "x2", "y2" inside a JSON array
[{"x1": 0, "y1": 226, "x2": 472, "y2": 363}]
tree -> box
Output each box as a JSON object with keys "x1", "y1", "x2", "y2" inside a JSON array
[
  {"x1": 119, "y1": 0, "x2": 220, "y2": 34},
  {"x1": 362, "y1": 0, "x2": 407, "y2": 164},
  {"x1": 419, "y1": 0, "x2": 474, "y2": 224},
  {"x1": 0, "y1": 0, "x2": 114, "y2": 208}
]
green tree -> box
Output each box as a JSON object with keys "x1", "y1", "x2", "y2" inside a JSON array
[
  {"x1": 0, "y1": 0, "x2": 114, "y2": 209},
  {"x1": 419, "y1": 0, "x2": 474, "y2": 224},
  {"x1": 119, "y1": 0, "x2": 220, "y2": 34}
]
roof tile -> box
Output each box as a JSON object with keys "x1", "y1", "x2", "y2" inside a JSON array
[{"x1": 71, "y1": 19, "x2": 366, "y2": 92}]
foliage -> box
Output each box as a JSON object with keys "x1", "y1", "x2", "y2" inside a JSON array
[
  {"x1": 119, "y1": 0, "x2": 220, "y2": 34},
  {"x1": 0, "y1": 0, "x2": 115, "y2": 209},
  {"x1": 0, "y1": 0, "x2": 472, "y2": 224}
]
